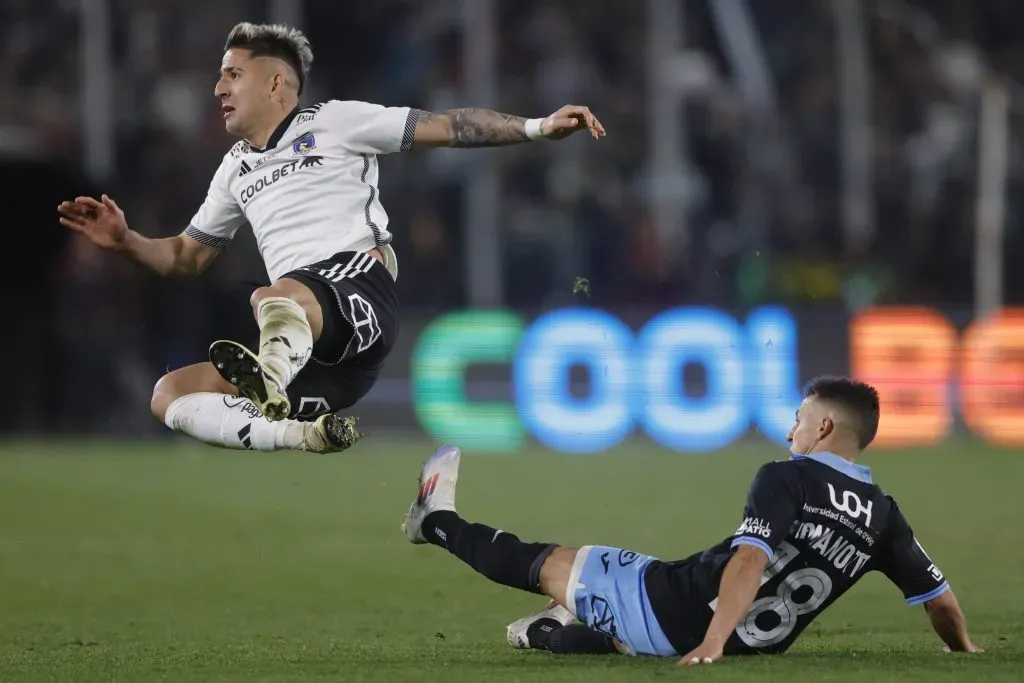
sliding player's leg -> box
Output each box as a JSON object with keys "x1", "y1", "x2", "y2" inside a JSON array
[
  {"x1": 402, "y1": 446, "x2": 677, "y2": 657},
  {"x1": 151, "y1": 362, "x2": 359, "y2": 453},
  {"x1": 505, "y1": 600, "x2": 629, "y2": 655}
]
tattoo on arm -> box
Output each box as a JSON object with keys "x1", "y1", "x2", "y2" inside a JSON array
[{"x1": 428, "y1": 108, "x2": 530, "y2": 148}]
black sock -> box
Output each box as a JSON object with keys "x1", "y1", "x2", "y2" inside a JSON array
[
  {"x1": 545, "y1": 624, "x2": 619, "y2": 655},
  {"x1": 525, "y1": 618, "x2": 565, "y2": 650},
  {"x1": 422, "y1": 510, "x2": 556, "y2": 594}
]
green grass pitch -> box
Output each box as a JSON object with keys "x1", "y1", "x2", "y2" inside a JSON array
[{"x1": 0, "y1": 436, "x2": 1021, "y2": 682}]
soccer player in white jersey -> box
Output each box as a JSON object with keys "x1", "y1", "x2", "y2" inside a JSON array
[{"x1": 57, "y1": 22, "x2": 606, "y2": 454}]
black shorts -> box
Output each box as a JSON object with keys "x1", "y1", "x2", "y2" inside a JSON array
[{"x1": 278, "y1": 251, "x2": 399, "y2": 420}]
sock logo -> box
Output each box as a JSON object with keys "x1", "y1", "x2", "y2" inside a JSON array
[
  {"x1": 265, "y1": 336, "x2": 292, "y2": 349},
  {"x1": 237, "y1": 424, "x2": 253, "y2": 449},
  {"x1": 291, "y1": 346, "x2": 312, "y2": 367},
  {"x1": 224, "y1": 396, "x2": 264, "y2": 421}
]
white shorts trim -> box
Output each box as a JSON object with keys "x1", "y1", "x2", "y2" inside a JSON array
[{"x1": 564, "y1": 545, "x2": 594, "y2": 618}]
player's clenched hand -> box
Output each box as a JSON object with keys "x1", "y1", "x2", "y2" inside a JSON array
[
  {"x1": 57, "y1": 194, "x2": 129, "y2": 251},
  {"x1": 677, "y1": 640, "x2": 724, "y2": 666},
  {"x1": 539, "y1": 105, "x2": 606, "y2": 140}
]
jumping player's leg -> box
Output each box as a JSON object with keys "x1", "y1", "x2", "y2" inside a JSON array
[
  {"x1": 403, "y1": 447, "x2": 665, "y2": 656},
  {"x1": 150, "y1": 362, "x2": 360, "y2": 453},
  {"x1": 209, "y1": 249, "x2": 393, "y2": 422},
  {"x1": 209, "y1": 277, "x2": 321, "y2": 420}
]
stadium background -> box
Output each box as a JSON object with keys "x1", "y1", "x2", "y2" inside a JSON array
[{"x1": 2, "y1": 1, "x2": 1023, "y2": 681}]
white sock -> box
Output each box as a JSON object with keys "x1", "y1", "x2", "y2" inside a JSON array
[
  {"x1": 257, "y1": 297, "x2": 313, "y2": 389},
  {"x1": 163, "y1": 392, "x2": 307, "y2": 451}
]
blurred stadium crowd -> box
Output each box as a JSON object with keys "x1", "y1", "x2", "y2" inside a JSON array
[{"x1": 3, "y1": 0, "x2": 1024, "y2": 434}]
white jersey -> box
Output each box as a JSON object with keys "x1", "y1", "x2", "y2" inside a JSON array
[{"x1": 185, "y1": 100, "x2": 419, "y2": 282}]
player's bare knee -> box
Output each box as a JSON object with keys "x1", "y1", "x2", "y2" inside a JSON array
[
  {"x1": 151, "y1": 372, "x2": 181, "y2": 423},
  {"x1": 250, "y1": 281, "x2": 316, "y2": 315},
  {"x1": 151, "y1": 363, "x2": 237, "y2": 423},
  {"x1": 250, "y1": 279, "x2": 323, "y2": 341},
  {"x1": 249, "y1": 286, "x2": 278, "y2": 317}
]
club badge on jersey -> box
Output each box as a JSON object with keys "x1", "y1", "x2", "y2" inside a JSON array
[{"x1": 293, "y1": 133, "x2": 316, "y2": 155}]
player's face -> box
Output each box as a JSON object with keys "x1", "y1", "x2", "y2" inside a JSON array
[
  {"x1": 786, "y1": 397, "x2": 832, "y2": 455},
  {"x1": 215, "y1": 49, "x2": 275, "y2": 138}
]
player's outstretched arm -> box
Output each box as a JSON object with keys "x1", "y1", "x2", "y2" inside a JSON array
[
  {"x1": 410, "y1": 105, "x2": 606, "y2": 149},
  {"x1": 924, "y1": 589, "x2": 983, "y2": 653},
  {"x1": 58, "y1": 195, "x2": 221, "y2": 278},
  {"x1": 678, "y1": 545, "x2": 769, "y2": 666}
]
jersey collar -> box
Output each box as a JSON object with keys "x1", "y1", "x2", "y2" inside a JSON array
[
  {"x1": 791, "y1": 451, "x2": 873, "y2": 484},
  {"x1": 248, "y1": 107, "x2": 300, "y2": 154}
]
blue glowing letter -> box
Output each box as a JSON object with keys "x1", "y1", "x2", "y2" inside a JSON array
[
  {"x1": 636, "y1": 308, "x2": 748, "y2": 452},
  {"x1": 514, "y1": 308, "x2": 634, "y2": 454}
]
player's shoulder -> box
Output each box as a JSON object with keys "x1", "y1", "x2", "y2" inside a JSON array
[
  {"x1": 293, "y1": 102, "x2": 329, "y2": 125},
  {"x1": 757, "y1": 458, "x2": 801, "y2": 476},
  {"x1": 208, "y1": 142, "x2": 250, "y2": 182},
  {"x1": 319, "y1": 98, "x2": 402, "y2": 118},
  {"x1": 751, "y1": 458, "x2": 803, "y2": 487},
  {"x1": 226, "y1": 140, "x2": 251, "y2": 160}
]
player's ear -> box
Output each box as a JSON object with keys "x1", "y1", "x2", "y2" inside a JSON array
[{"x1": 819, "y1": 416, "x2": 834, "y2": 439}]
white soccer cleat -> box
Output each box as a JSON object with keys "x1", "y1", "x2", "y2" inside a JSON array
[
  {"x1": 506, "y1": 599, "x2": 576, "y2": 649},
  {"x1": 402, "y1": 445, "x2": 461, "y2": 544}
]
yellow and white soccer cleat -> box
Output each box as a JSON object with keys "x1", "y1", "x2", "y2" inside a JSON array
[
  {"x1": 300, "y1": 414, "x2": 364, "y2": 454},
  {"x1": 209, "y1": 339, "x2": 291, "y2": 421}
]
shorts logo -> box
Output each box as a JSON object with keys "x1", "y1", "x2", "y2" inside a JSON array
[
  {"x1": 295, "y1": 397, "x2": 331, "y2": 419},
  {"x1": 617, "y1": 550, "x2": 639, "y2": 567},
  {"x1": 293, "y1": 132, "x2": 316, "y2": 155},
  {"x1": 348, "y1": 293, "x2": 382, "y2": 353},
  {"x1": 588, "y1": 596, "x2": 618, "y2": 639}
]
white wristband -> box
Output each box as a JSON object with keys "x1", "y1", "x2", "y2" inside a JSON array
[{"x1": 525, "y1": 118, "x2": 546, "y2": 140}]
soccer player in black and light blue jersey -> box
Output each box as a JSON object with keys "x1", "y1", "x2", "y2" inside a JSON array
[{"x1": 403, "y1": 376, "x2": 982, "y2": 665}]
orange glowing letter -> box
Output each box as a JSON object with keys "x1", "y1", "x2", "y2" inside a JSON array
[
  {"x1": 961, "y1": 309, "x2": 1024, "y2": 446},
  {"x1": 850, "y1": 308, "x2": 956, "y2": 448}
]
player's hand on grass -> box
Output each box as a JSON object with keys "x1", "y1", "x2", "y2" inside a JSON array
[
  {"x1": 539, "y1": 105, "x2": 606, "y2": 140},
  {"x1": 676, "y1": 640, "x2": 724, "y2": 666},
  {"x1": 57, "y1": 194, "x2": 129, "y2": 251}
]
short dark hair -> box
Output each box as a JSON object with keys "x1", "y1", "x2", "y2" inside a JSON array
[
  {"x1": 224, "y1": 22, "x2": 313, "y2": 94},
  {"x1": 803, "y1": 376, "x2": 880, "y2": 449}
]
